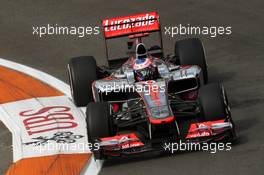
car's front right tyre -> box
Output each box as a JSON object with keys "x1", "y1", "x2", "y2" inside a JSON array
[
  {"x1": 86, "y1": 102, "x2": 112, "y2": 159},
  {"x1": 68, "y1": 56, "x2": 97, "y2": 107}
]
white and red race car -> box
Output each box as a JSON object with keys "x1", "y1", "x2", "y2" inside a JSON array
[{"x1": 68, "y1": 12, "x2": 237, "y2": 159}]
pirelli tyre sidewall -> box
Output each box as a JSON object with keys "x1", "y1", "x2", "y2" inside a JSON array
[
  {"x1": 86, "y1": 102, "x2": 111, "y2": 159},
  {"x1": 68, "y1": 56, "x2": 97, "y2": 107},
  {"x1": 175, "y1": 38, "x2": 208, "y2": 84}
]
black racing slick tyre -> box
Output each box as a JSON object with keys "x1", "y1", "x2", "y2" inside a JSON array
[
  {"x1": 198, "y1": 83, "x2": 236, "y2": 141},
  {"x1": 198, "y1": 83, "x2": 229, "y2": 121},
  {"x1": 175, "y1": 38, "x2": 208, "y2": 84},
  {"x1": 68, "y1": 56, "x2": 97, "y2": 107},
  {"x1": 86, "y1": 102, "x2": 111, "y2": 159}
]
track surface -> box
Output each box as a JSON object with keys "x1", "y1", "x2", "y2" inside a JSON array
[{"x1": 0, "y1": 0, "x2": 264, "y2": 174}]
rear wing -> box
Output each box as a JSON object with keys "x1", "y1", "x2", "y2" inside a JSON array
[
  {"x1": 102, "y1": 12, "x2": 160, "y2": 39},
  {"x1": 101, "y1": 12, "x2": 163, "y2": 67}
]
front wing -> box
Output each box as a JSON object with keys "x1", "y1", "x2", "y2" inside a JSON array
[{"x1": 94, "y1": 119, "x2": 234, "y2": 158}]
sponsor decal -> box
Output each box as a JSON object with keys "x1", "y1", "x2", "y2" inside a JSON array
[
  {"x1": 20, "y1": 106, "x2": 78, "y2": 136},
  {"x1": 100, "y1": 133, "x2": 144, "y2": 150},
  {"x1": 2, "y1": 96, "x2": 89, "y2": 158},
  {"x1": 0, "y1": 63, "x2": 93, "y2": 175},
  {"x1": 102, "y1": 12, "x2": 160, "y2": 38},
  {"x1": 187, "y1": 131, "x2": 211, "y2": 138},
  {"x1": 186, "y1": 119, "x2": 226, "y2": 138},
  {"x1": 23, "y1": 131, "x2": 84, "y2": 146},
  {"x1": 148, "y1": 82, "x2": 161, "y2": 106}
]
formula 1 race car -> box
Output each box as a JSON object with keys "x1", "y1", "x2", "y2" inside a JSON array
[{"x1": 68, "y1": 12, "x2": 236, "y2": 159}]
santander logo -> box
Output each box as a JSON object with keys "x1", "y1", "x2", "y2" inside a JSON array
[{"x1": 103, "y1": 13, "x2": 156, "y2": 31}]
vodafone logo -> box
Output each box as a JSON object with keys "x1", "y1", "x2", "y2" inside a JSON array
[
  {"x1": 103, "y1": 13, "x2": 156, "y2": 31},
  {"x1": 121, "y1": 143, "x2": 141, "y2": 149},
  {"x1": 189, "y1": 131, "x2": 210, "y2": 138}
]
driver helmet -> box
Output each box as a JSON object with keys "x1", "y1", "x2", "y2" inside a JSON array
[{"x1": 133, "y1": 43, "x2": 157, "y2": 81}]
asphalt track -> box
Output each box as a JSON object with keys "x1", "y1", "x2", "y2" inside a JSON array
[{"x1": 0, "y1": 0, "x2": 264, "y2": 174}]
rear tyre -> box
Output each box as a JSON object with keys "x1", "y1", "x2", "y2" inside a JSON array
[
  {"x1": 175, "y1": 38, "x2": 208, "y2": 84},
  {"x1": 198, "y1": 83, "x2": 236, "y2": 140},
  {"x1": 68, "y1": 56, "x2": 97, "y2": 107},
  {"x1": 86, "y1": 102, "x2": 111, "y2": 159}
]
